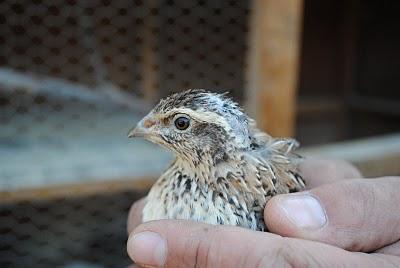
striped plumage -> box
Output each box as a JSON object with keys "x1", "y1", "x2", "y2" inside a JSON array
[{"x1": 128, "y1": 89, "x2": 305, "y2": 231}]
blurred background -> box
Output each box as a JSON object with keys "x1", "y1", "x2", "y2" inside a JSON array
[{"x1": 1, "y1": 0, "x2": 399, "y2": 267}]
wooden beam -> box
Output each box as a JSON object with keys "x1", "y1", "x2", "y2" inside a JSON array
[
  {"x1": 142, "y1": 0, "x2": 158, "y2": 101},
  {"x1": 246, "y1": 0, "x2": 304, "y2": 137},
  {"x1": 0, "y1": 177, "x2": 156, "y2": 203}
]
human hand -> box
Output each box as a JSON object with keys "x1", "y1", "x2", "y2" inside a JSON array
[{"x1": 127, "y1": 160, "x2": 400, "y2": 267}]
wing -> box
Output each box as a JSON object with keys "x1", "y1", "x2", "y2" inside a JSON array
[{"x1": 244, "y1": 133, "x2": 306, "y2": 196}]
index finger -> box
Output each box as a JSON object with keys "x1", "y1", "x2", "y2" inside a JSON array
[
  {"x1": 299, "y1": 158, "x2": 362, "y2": 189},
  {"x1": 127, "y1": 198, "x2": 146, "y2": 234}
]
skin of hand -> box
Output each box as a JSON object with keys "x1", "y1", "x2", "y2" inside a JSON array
[{"x1": 126, "y1": 159, "x2": 400, "y2": 267}]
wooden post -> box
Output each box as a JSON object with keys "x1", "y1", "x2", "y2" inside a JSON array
[
  {"x1": 246, "y1": 0, "x2": 304, "y2": 137},
  {"x1": 142, "y1": 0, "x2": 158, "y2": 101}
]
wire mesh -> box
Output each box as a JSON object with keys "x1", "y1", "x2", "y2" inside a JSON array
[
  {"x1": 0, "y1": 0, "x2": 249, "y2": 99},
  {"x1": 0, "y1": 191, "x2": 145, "y2": 268},
  {"x1": 0, "y1": 0, "x2": 251, "y2": 267}
]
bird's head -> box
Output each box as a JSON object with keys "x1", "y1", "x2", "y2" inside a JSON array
[{"x1": 128, "y1": 89, "x2": 252, "y2": 165}]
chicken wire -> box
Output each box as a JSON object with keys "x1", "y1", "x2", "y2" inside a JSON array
[
  {"x1": 0, "y1": 191, "x2": 146, "y2": 268},
  {"x1": 0, "y1": 0, "x2": 248, "y2": 99},
  {"x1": 0, "y1": 0, "x2": 251, "y2": 267}
]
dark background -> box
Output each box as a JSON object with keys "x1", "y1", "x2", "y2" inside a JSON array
[{"x1": 298, "y1": 0, "x2": 400, "y2": 144}]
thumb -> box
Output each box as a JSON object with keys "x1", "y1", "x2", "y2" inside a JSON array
[{"x1": 264, "y1": 177, "x2": 400, "y2": 252}]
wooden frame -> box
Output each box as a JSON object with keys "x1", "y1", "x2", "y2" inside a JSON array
[{"x1": 0, "y1": 177, "x2": 155, "y2": 203}]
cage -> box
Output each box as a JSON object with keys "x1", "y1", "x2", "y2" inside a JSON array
[
  {"x1": 0, "y1": 1, "x2": 261, "y2": 267},
  {"x1": 2, "y1": 0, "x2": 400, "y2": 267}
]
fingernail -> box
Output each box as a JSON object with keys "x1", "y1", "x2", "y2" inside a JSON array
[
  {"x1": 127, "y1": 231, "x2": 167, "y2": 268},
  {"x1": 279, "y1": 194, "x2": 327, "y2": 230}
]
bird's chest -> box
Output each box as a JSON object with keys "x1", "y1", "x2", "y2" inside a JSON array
[{"x1": 142, "y1": 171, "x2": 266, "y2": 231}]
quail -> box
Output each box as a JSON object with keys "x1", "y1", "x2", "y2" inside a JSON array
[{"x1": 128, "y1": 89, "x2": 305, "y2": 231}]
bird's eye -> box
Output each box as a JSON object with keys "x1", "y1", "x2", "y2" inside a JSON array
[{"x1": 174, "y1": 116, "x2": 190, "y2": 130}]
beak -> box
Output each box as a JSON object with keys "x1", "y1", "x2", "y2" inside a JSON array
[
  {"x1": 127, "y1": 116, "x2": 155, "y2": 138},
  {"x1": 127, "y1": 125, "x2": 145, "y2": 138}
]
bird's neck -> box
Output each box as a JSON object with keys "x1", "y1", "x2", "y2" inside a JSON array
[
  {"x1": 173, "y1": 151, "x2": 238, "y2": 187},
  {"x1": 174, "y1": 155, "x2": 214, "y2": 175}
]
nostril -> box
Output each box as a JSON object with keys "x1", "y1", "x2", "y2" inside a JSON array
[{"x1": 143, "y1": 119, "x2": 156, "y2": 128}]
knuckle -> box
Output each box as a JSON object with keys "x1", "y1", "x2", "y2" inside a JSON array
[
  {"x1": 351, "y1": 180, "x2": 378, "y2": 225},
  {"x1": 251, "y1": 238, "x2": 298, "y2": 268},
  {"x1": 195, "y1": 234, "x2": 213, "y2": 268},
  {"x1": 272, "y1": 238, "x2": 328, "y2": 268},
  {"x1": 334, "y1": 180, "x2": 382, "y2": 251},
  {"x1": 346, "y1": 163, "x2": 362, "y2": 178},
  {"x1": 315, "y1": 159, "x2": 361, "y2": 180},
  {"x1": 272, "y1": 238, "x2": 298, "y2": 267},
  {"x1": 132, "y1": 198, "x2": 146, "y2": 212},
  {"x1": 335, "y1": 180, "x2": 372, "y2": 228},
  {"x1": 179, "y1": 227, "x2": 217, "y2": 268},
  {"x1": 335, "y1": 160, "x2": 362, "y2": 179},
  {"x1": 313, "y1": 159, "x2": 339, "y2": 177}
]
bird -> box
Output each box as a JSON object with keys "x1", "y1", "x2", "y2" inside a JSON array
[{"x1": 128, "y1": 89, "x2": 305, "y2": 231}]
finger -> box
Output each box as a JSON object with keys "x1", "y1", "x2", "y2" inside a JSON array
[
  {"x1": 265, "y1": 177, "x2": 400, "y2": 252},
  {"x1": 127, "y1": 198, "x2": 146, "y2": 234},
  {"x1": 375, "y1": 240, "x2": 400, "y2": 256},
  {"x1": 127, "y1": 220, "x2": 399, "y2": 268},
  {"x1": 299, "y1": 158, "x2": 362, "y2": 189}
]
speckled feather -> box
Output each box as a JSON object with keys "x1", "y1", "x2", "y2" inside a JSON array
[{"x1": 134, "y1": 89, "x2": 305, "y2": 231}]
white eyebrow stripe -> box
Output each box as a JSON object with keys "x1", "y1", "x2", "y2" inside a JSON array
[
  {"x1": 166, "y1": 107, "x2": 232, "y2": 130},
  {"x1": 165, "y1": 107, "x2": 250, "y2": 148}
]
